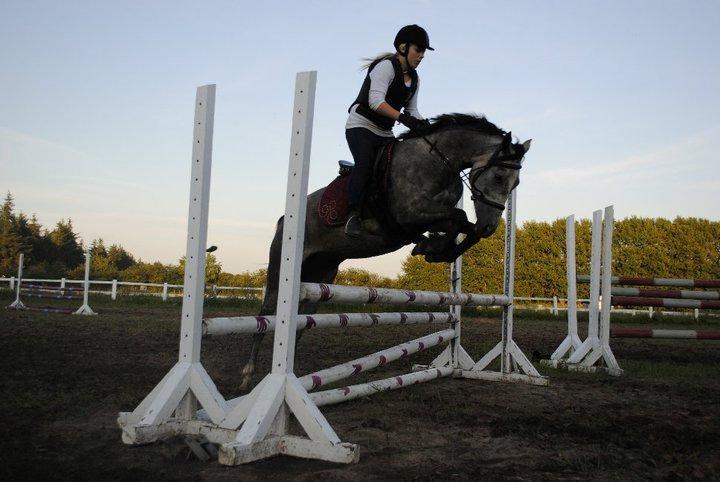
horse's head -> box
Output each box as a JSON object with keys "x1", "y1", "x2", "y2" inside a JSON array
[{"x1": 469, "y1": 133, "x2": 531, "y2": 238}]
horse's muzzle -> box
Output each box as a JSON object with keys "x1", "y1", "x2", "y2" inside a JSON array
[{"x1": 476, "y1": 221, "x2": 499, "y2": 238}]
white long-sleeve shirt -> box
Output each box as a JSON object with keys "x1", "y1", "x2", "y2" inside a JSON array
[{"x1": 345, "y1": 59, "x2": 422, "y2": 137}]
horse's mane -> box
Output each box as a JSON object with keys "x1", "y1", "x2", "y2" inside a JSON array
[{"x1": 397, "y1": 113, "x2": 507, "y2": 140}]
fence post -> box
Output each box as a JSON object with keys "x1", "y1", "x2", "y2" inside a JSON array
[
  {"x1": 552, "y1": 296, "x2": 558, "y2": 316},
  {"x1": 162, "y1": 282, "x2": 168, "y2": 301},
  {"x1": 694, "y1": 308, "x2": 699, "y2": 320},
  {"x1": 60, "y1": 277, "x2": 66, "y2": 289},
  {"x1": 111, "y1": 279, "x2": 117, "y2": 300},
  {"x1": 10, "y1": 276, "x2": 14, "y2": 290},
  {"x1": 212, "y1": 284, "x2": 218, "y2": 298},
  {"x1": 648, "y1": 306, "x2": 654, "y2": 319}
]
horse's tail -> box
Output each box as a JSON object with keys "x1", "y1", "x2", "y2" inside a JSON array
[{"x1": 258, "y1": 215, "x2": 284, "y2": 316}]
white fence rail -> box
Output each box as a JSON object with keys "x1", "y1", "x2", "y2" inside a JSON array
[
  {"x1": 0, "y1": 276, "x2": 705, "y2": 318},
  {"x1": 0, "y1": 276, "x2": 262, "y2": 301}
]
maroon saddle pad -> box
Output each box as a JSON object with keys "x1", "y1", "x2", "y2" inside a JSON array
[{"x1": 318, "y1": 175, "x2": 350, "y2": 227}]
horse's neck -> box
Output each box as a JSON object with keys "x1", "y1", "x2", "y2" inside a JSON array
[{"x1": 431, "y1": 130, "x2": 501, "y2": 172}]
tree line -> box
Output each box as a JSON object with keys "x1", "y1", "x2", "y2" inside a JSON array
[{"x1": 2, "y1": 193, "x2": 718, "y2": 296}]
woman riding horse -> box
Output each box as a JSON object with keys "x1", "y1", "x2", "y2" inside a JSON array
[{"x1": 345, "y1": 24, "x2": 434, "y2": 237}]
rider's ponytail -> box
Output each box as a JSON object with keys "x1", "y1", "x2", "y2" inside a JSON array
[{"x1": 360, "y1": 50, "x2": 399, "y2": 71}]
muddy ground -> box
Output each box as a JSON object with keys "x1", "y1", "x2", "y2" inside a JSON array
[{"x1": 1, "y1": 292, "x2": 719, "y2": 481}]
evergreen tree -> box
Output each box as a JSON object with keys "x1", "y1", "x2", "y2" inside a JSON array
[
  {"x1": 0, "y1": 193, "x2": 23, "y2": 275},
  {"x1": 48, "y1": 219, "x2": 84, "y2": 269}
]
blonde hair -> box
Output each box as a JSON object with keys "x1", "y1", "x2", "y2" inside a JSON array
[{"x1": 360, "y1": 44, "x2": 406, "y2": 70}]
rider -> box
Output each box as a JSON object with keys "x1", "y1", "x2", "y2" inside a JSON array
[{"x1": 344, "y1": 24, "x2": 433, "y2": 237}]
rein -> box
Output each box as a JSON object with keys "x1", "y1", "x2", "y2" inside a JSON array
[{"x1": 420, "y1": 131, "x2": 523, "y2": 210}]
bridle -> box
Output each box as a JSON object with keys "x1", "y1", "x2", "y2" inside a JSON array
[{"x1": 421, "y1": 131, "x2": 524, "y2": 210}]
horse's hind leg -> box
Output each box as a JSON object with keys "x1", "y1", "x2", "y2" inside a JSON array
[
  {"x1": 240, "y1": 216, "x2": 284, "y2": 391},
  {"x1": 295, "y1": 254, "x2": 341, "y2": 344},
  {"x1": 240, "y1": 253, "x2": 340, "y2": 390},
  {"x1": 240, "y1": 208, "x2": 341, "y2": 391}
]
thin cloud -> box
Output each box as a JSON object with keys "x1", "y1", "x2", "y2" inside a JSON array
[
  {"x1": 536, "y1": 125, "x2": 720, "y2": 186},
  {"x1": 0, "y1": 127, "x2": 93, "y2": 165}
]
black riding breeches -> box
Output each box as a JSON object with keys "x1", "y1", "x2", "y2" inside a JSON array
[{"x1": 345, "y1": 127, "x2": 391, "y2": 212}]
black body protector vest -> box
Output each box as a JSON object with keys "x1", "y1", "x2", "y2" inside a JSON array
[{"x1": 349, "y1": 56, "x2": 418, "y2": 130}]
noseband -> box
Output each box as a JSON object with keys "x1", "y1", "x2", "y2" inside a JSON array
[{"x1": 421, "y1": 131, "x2": 524, "y2": 210}]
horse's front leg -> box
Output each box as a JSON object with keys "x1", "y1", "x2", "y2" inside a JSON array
[
  {"x1": 407, "y1": 206, "x2": 469, "y2": 230},
  {"x1": 423, "y1": 226, "x2": 481, "y2": 263},
  {"x1": 410, "y1": 208, "x2": 469, "y2": 257}
]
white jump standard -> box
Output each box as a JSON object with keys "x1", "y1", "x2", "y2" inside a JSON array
[
  {"x1": 7, "y1": 251, "x2": 96, "y2": 315},
  {"x1": 119, "y1": 77, "x2": 360, "y2": 465},
  {"x1": 119, "y1": 73, "x2": 545, "y2": 468},
  {"x1": 542, "y1": 207, "x2": 622, "y2": 376}
]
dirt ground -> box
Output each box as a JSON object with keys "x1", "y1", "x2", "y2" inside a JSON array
[{"x1": 1, "y1": 292, "x2": 719, "y2": 481}]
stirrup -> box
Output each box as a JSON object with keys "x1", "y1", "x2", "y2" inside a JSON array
[
  {"x1": 339, "y1": 160, "x2": 354, "y2": 176},
  {"x1": 344, "y1": 214, "x2": 362, "y2": 237}
]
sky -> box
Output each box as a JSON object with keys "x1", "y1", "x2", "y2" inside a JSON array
[{"x1": 1, "y1": 1, "x2": 718, "y2": 277}]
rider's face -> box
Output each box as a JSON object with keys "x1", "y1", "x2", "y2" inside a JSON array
[{"x1": 406, "y1": 44, "x2": 426, "y2": 68}]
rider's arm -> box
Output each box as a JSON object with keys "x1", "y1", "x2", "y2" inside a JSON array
[
  {"x1": 374, "y1": 102, "x2": 401, "y2": 120},
  {"x1": 368, "y1": 60, "x2": 401, "y2": 120}
]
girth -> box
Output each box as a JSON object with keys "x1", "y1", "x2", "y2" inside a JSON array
[{"x1": 366, "y1": 140, "x2": 422, "y2": 244}]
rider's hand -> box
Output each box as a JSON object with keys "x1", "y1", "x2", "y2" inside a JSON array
[{"x1": 398, "y1": 112, "x2": 430, "y2": 132}]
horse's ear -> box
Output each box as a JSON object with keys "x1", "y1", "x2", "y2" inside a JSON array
[
  {"x1": 503, "y1": 131, "x2": 512, "y2": 147},
  {"x1": 522, "y1": 139, "x2": 532, "y2": 153}
]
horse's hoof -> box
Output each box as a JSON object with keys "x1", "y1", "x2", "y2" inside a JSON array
[{"x1": 239, "y1": 364, "x2": 254, "y2": 391}]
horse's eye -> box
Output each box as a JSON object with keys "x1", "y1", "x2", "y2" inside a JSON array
[{"x1": 494, "y1": 174, "x2": 503, "y2": 184}]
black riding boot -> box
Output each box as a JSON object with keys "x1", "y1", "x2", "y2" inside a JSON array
[{"x1": 345, "y1": 211, "x2": 362, "y2": 237}]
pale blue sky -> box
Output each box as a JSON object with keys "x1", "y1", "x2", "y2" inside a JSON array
[{"x1": 1, "y1": 1, "x2": 718, "y2": 276}]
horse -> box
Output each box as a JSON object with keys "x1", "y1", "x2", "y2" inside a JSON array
[{"x1": 240, "y1": 113, "x2": 531, "y2": 388}]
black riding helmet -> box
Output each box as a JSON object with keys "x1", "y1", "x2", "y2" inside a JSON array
[{"x1": 394, "y1": 24, "x2": 434, "y2": 54}]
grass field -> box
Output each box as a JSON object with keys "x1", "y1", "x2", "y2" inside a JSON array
[{"x1": 1, "y1": 289, "x2": 719, "y2": 480}]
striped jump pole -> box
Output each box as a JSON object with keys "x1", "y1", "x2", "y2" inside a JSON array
[
  {"x1": 299, "y1": 282, "x2": 509, "y2": 307},
  {"x1": 578, "y1": 275, "x2": 720, "y2": 289},
  {"x1": 610, "y1": 328, "x2": 720, "y2": 340},
  {"x1": 20, "y1": 292, "x2": 83, "y2": 300},
  {"x1": 22, "y1": 284, "x2": 85, "y2": 292},
  {"x1": 203, "y1": 312, "x2": 455, "y2": 336},
  {"x1": 611, "y1": 296, "x2": 720, "y2": 310},
  {"x1": 299, "y1": 329, "x2": 455, "y2": 391},
  {"x1": 213, "y1": 366, "x2": 455, "y2": 419},
  {"x1": 611, "y1": 287, "x2": 719, "y2": 301},
  {"x1": 311, "y1": 366, "x2": 454, "y2": 407},
  {"x1": 23, "y1": 306, "x2": 76, "y2": 314}
]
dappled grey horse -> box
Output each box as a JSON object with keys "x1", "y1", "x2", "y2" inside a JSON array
[{"x1": 240, "y1": 113, "x2": 531, "y2": 388}]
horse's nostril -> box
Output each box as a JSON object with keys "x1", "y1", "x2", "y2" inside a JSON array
[{"x1": 476, "y1": 222, "x2": 498, "y2": 238}]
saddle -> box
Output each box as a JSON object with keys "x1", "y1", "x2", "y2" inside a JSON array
[{"x1": 317, "y1": 140, "x2": 396, "y2": 227}]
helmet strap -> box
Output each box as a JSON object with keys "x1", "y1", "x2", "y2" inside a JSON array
[{"x1": 399, "y1": 44, "x2": 411, "y2": 71}]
